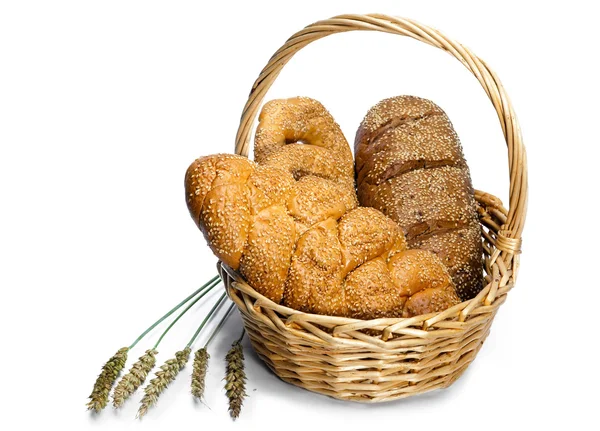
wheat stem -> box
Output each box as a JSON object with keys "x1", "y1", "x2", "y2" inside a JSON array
[
  {"x1": 205, "y1": 303, "x2": 236, "y2": 348},
  {"x1": 129, "y1": 275, "x2": 219, "y2": 349},
  {"x1": 187, "y1": 292, "x2": 228, "y2": 348},
  {"x1": 153, "y1": 277, "x2": 219, "y2": 349}
]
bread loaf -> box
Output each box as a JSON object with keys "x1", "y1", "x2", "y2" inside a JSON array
[
  {"x1": 185, "y1": 97, "x2": 460, "y2": 318},
  {"x1": 186, "y1": 154, "x2": 459, "y2": 318},
  {"x1": 355, "y1": 96, "x2": 483, "y2": 300},
  {"x1": 255, "y1": 97, "x2": 354, "y2": 186},
  {"x1": 255, "y1": 97, "x2": 357, "y2": 208}
]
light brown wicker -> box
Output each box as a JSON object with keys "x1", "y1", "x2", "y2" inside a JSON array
[{"x1": 219, "y1": 14, "x2": 528, "y2": 402}]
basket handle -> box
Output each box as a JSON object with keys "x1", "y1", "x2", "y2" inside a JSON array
[{"x1": 234, "y1": 13, "x2": 527, "y2": 252}]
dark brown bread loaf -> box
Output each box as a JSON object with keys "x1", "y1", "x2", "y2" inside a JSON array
[{"x1": 355, "y1": 96, "x2": 483, "y2": 300}]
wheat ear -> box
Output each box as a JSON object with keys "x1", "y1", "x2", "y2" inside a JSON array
[
  {"x1": 86, "y1": 276, "x2": 218, "y2": 411},
  {"x1": 87, "y1": 347, "x2": 129, "y2": 411},
  {"x1": 137, "y1": 347, "x2": 191, "y2": 419},
  {"x1": 225, "y1": 330, "x2": 247, "y2": 419},
  {"x1": 112, "y1": 349, "x2": 157, "y2": 408}
]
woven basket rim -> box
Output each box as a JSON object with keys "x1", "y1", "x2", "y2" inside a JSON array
[{"x1": 223, "y1": 262, "x2": 485, "y2": 329}]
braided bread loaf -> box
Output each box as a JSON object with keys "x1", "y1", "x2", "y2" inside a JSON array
[{"x1": 185, "y1": 98, "x2": 460, "y2": 318}]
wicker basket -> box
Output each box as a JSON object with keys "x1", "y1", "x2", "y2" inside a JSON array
[{"x1": 219, "y1": 14, "x2": 528, "y2": 403}]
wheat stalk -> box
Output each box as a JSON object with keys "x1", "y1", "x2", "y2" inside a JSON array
[
  {"x1": 112, "y1": 349, "x2": 158, "y2": 408},
  {"x1": 86, "y1": 276, "x2": 220, "y2": 414},
  {"x1": 137, "y1": 347, "x2": 191, "y2": 419},
  {"x1": 87, "y1": 347, "x2": 129, "y2": 412},
  {"x1": 188, "y1": 294, "x2": 232, "y2": 402},
  {"x1": 225, "y1": 332, "x2": 246, "y2": 419},
  {"x1": 191, "y1": 348, "x2": 209, "y2": 400}
]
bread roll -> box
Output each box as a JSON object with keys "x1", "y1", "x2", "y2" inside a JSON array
[
  {"x1": 255, "y1": 97, "x2": 354, "y2": 184},
  {"x1": 355, "y1": 96, "x2": 483, "y2": 300}
]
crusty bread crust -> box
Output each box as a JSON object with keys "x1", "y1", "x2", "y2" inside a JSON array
[{"x1": 355, "y1": 96, "x2": 483, "y2": 300}]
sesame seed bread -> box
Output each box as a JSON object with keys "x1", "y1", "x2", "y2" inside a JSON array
[
  {"x1": 255, "y1": 97, "x2": 357, "y2": 207},
  {"x1": 185, "y1": 154, "x2": 459, "y2": 318},
  {"x1": 284, "y1": 207, "x2": 460, "y2": 318},
  {"x1": 255, "y1": 97, "x2": 354, "y2": 184},
  {"x1": 355, "y1": 96, "x2": 483, "y2": 300},
  {"x1": 185, "y1": 97, "x2": 461, "y2": 318}
]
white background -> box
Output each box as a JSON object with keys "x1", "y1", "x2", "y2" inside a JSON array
[{"x1": 1, "y1": 1, "x2": 598, "y2": 430}]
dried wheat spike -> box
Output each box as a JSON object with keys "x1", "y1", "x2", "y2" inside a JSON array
[
  {"x1": 191, "y1": 348, "x2": 209, "y2": 400},
  {"x1": 112, "y1": 349, "x2": 157, "y2": 408},
  {"x1": 87, "y1": 347, "x2": 129, "y2": 412},
  {"x1": 225, "y1": 340, "x2": 246, "y2": 419},
  {"x1": 137, "y1": 347, "x2": 190, "y2": 419}
]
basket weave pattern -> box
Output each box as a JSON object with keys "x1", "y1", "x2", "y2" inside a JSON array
[{"x1": 221, "y1": 14, "x2": 527, "y2": 402}]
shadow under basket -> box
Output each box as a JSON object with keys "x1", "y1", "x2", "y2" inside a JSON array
[{"x1": 220, "y1": 14, "x2": 527, "y2": 403}]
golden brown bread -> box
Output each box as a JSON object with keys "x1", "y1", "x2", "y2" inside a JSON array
[
  {"x1": 285, "y1": 208, "x2": 459, "y2": 318},
  {"x1": 185, "y1": 97, "x2": 461, "y2": 318},
  {"x1": 255, "y1": 97, "x2": 357, "y2": 204},
  {"x1": 185, "y1": 154, "x2": 352, "y2": 303},
  {"x1": 186, "y1": 155, "x2": 459, "y2": 318},
  {"x1": 255, "y1": 97, "x2": 354, "y2": 183},
  {"x1": 355, "y1": 95, "x2": 483, "y2": 300}
]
